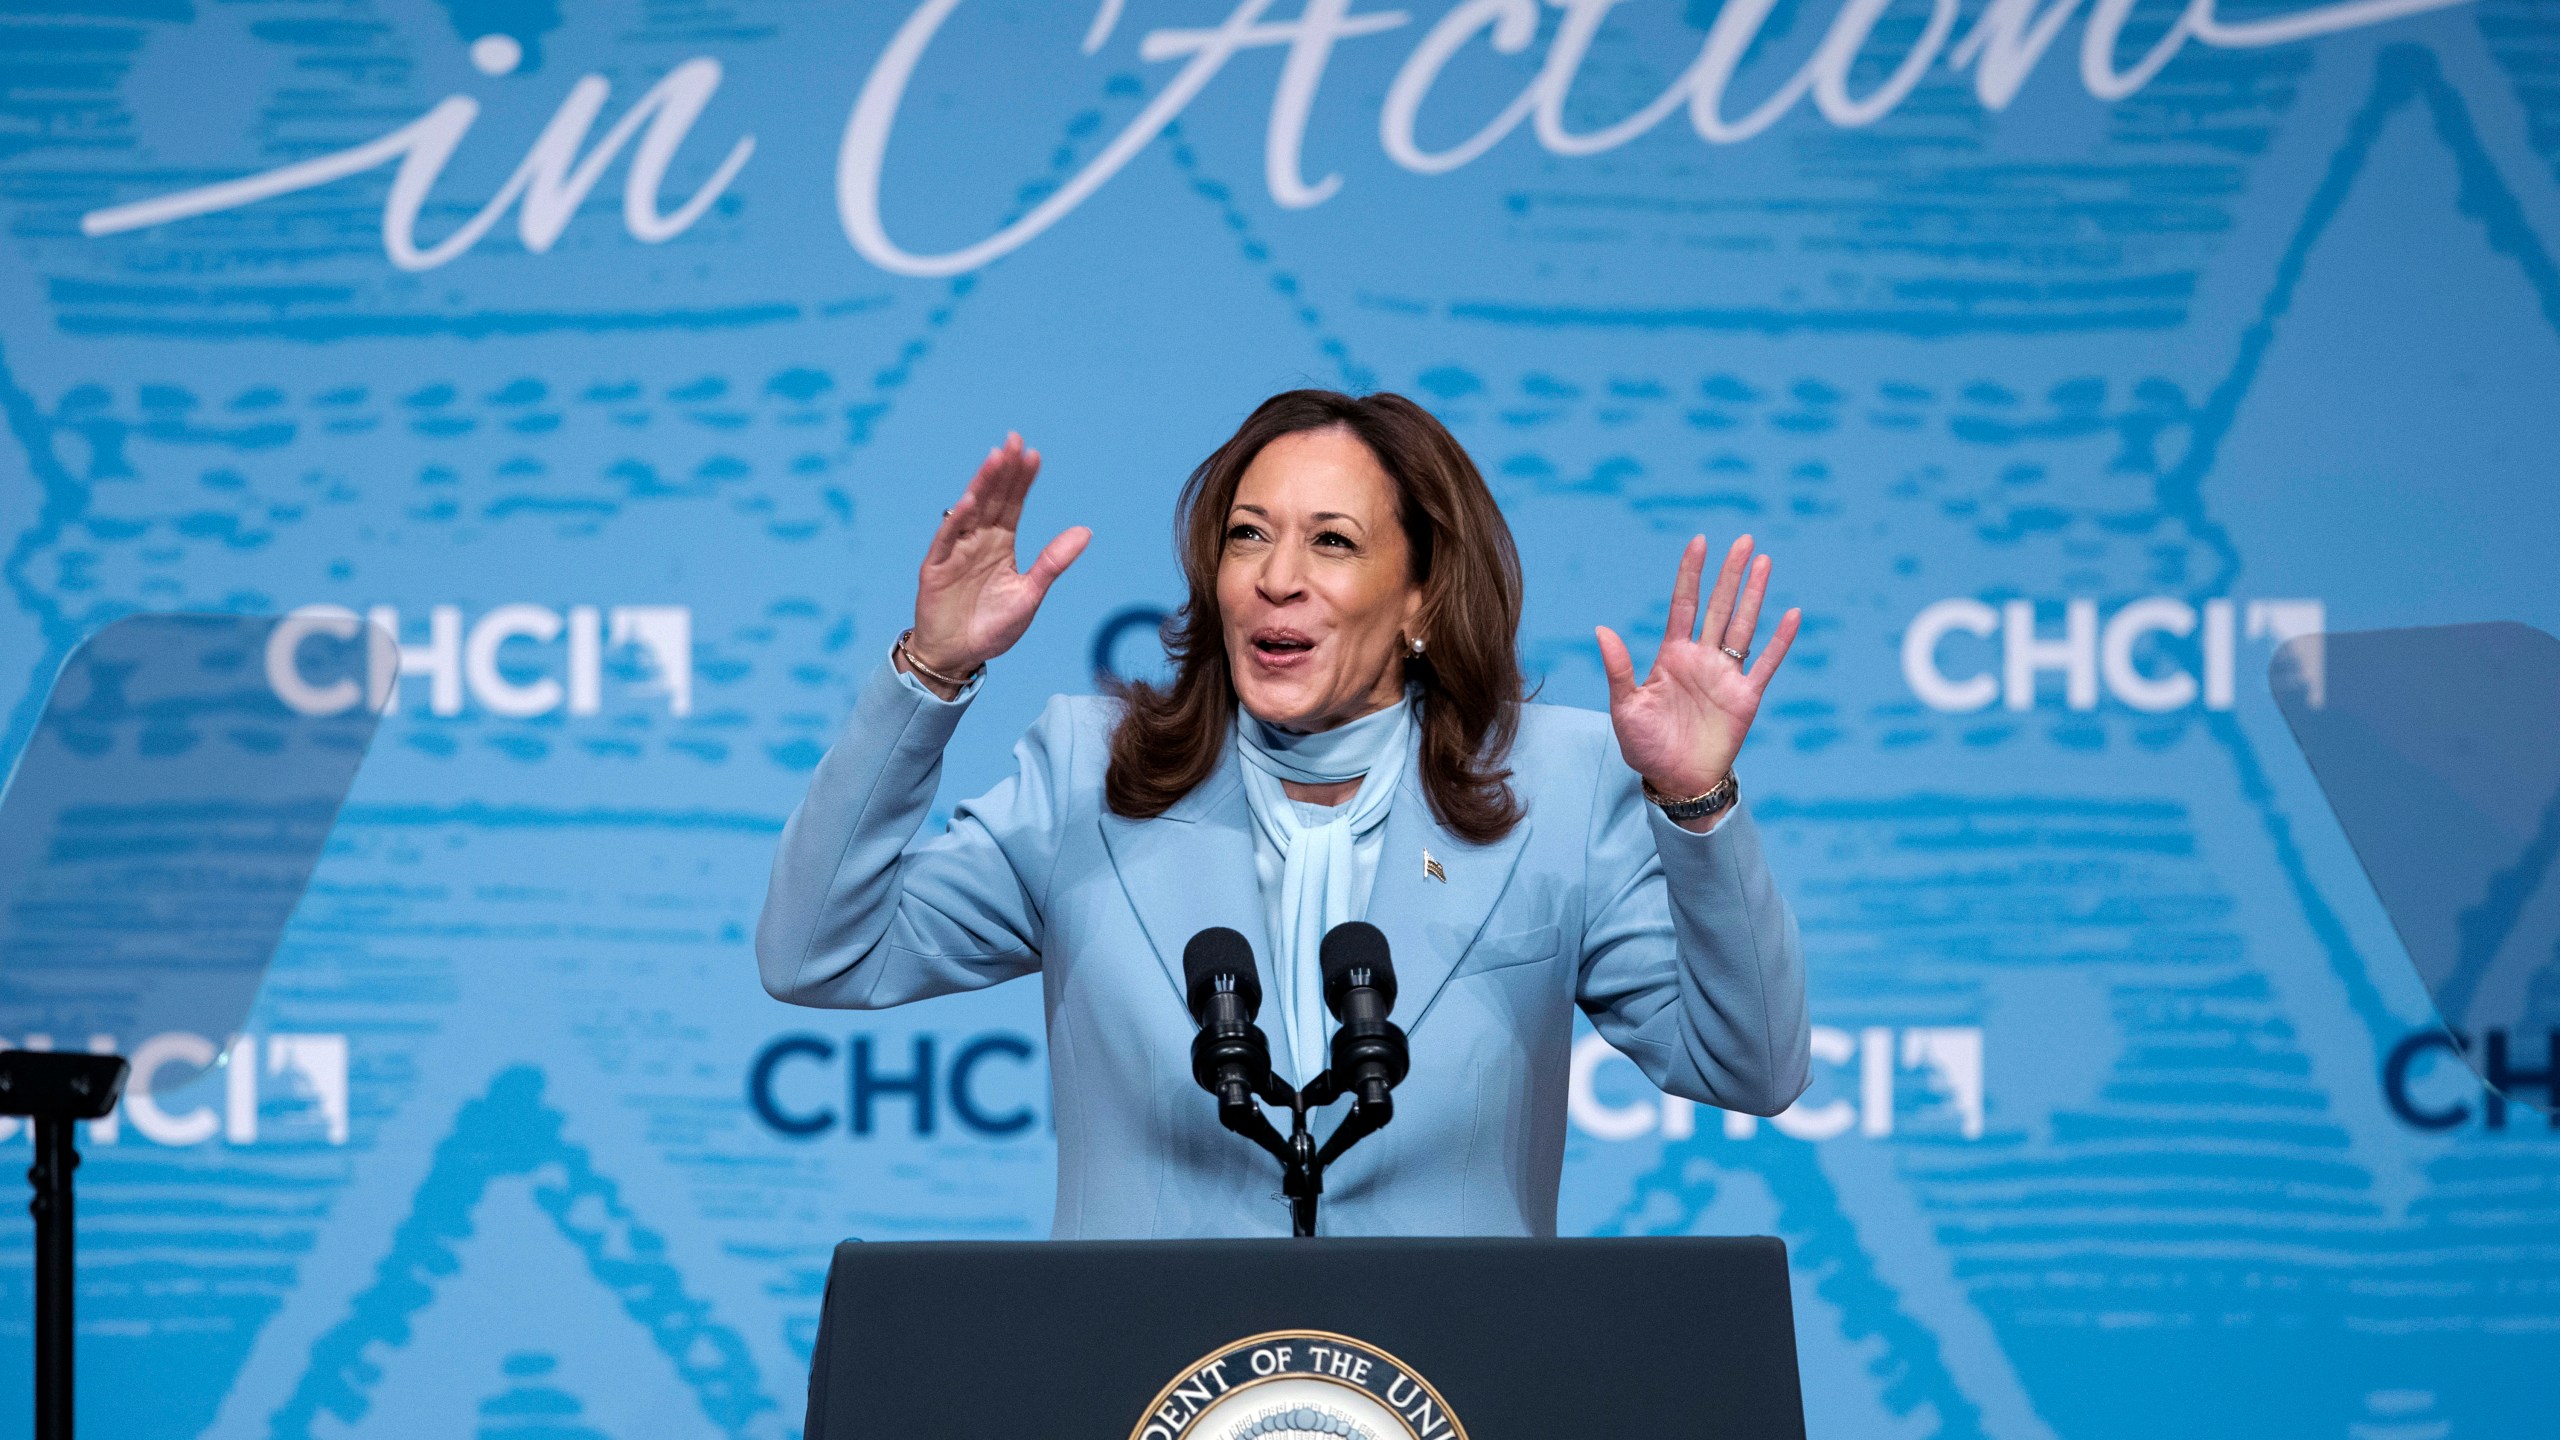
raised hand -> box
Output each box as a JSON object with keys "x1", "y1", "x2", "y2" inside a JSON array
[
  {"x1": 904, "y1": 433, "x2": 1091, "y2": 698},
  {"x1": 1595, "y1": 535, "x2": 1801, "y2": 824}
]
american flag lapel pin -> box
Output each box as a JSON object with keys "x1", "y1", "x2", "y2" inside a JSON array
[{"x1": 1422, "y1": 848, "x2": 1447, "y2": 884}]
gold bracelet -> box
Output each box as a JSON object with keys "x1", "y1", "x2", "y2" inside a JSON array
[{"x1": 896, "y1": 629, "x2": 982, "y2": 691}]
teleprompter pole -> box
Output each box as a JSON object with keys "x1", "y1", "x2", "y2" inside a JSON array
[
  {"x1": 31, "y1": 1115, "x2": 75, "y2": 1440},
  {"x1": 0, "y1": 1050, "x2": 129, "y2": 1440}
]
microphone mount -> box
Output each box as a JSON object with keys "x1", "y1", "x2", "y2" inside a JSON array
[
  {"x1": 1187, "y1": 922, "x2": 1408, "y2": 1238},
  {"x1": 1206, "y1": 1062, "x2": 1391, "y2": 1239}
]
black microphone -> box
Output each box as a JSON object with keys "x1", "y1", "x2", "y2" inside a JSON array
[
  {"x1": 1319, "y1": 921, "x2": 1409, "y2": 1110},
  {"x1": 1184, "y1": 926, "x2": 1274, "y2": 1109}
]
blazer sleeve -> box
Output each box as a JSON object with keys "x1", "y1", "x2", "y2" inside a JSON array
[
  {"x1": 754, "y1": 660, "x2": 1073, "y2": 1009},
  {"x1": 1573, "y1": 744, "x2": 1812, "y2": 1117}
]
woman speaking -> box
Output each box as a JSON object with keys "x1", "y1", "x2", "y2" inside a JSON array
[{"x1": 756, "y1": 390, "x2": 1810, "y2": 1238}]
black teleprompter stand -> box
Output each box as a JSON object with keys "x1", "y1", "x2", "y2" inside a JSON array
[
  {"x1": 0, "y1": 1050, "x2": 129, "y2": 1440},
  {"x1": 0, "y1": 616, "x2": 384, "y2": 1440}
]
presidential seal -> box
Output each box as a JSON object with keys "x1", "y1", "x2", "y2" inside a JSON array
[{"x1": 1128, "y1": 1330, "x2": 1466, "y2": 1440}]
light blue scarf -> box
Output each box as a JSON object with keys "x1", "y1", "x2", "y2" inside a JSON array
[{"x1": 1233, "y1": 696, "x2": 1413, "y2": 1086}]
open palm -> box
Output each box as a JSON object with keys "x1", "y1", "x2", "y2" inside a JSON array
[
  {"x1": 907, "y1": 433, "x2": 1091, "y2": 685},
  {"x1": 1596, "y1": 535, "x2": 1801, "y2": 805}
]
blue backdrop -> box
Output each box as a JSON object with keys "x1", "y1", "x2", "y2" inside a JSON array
[{"x1": 2, "y1": 1, "x2": 2556, "y2": 1436}]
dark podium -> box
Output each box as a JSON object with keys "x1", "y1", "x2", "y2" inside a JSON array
[{"x1": 806, "y1": 1237, "x2": 1806, "y2": 1438}]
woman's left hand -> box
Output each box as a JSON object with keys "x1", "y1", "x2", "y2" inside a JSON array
[{"x1": 1596, "y1": 535, "x2": 1801, "y2": 822}]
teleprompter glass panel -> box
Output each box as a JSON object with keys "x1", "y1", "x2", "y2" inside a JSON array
[
  {"x1": 2271, "y1": 622, "x2": 2560, "y2": 1115},
  {"x1": 0, "y1": 614, "x2": 384, "y2": 1055}
]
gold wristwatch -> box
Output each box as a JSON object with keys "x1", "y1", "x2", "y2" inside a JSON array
[{"x1": 1643, "y1": 772, "x2": 1738, "y2": 823}]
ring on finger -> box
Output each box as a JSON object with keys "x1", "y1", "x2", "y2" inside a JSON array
[{"x1": 1720, "y1": 645, "x2": 1747, "y2": 663}]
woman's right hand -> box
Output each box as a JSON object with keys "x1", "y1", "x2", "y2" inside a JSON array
[{"x1": 902, "y1": 433, "x2": 1092, "y2": 700}]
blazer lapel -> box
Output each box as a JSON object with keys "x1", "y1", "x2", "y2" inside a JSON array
[
  {"x1": 1098, "y1": 751, "x2": 1271, "y2": 1007},
  {"x1": 1363, "y1": 766, "x2": 1535, "y2": 1033}
]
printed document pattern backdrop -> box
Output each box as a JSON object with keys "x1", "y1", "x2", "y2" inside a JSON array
[{"x1": 2, "y1": 1, "x2": 2557, "y2": 1435}]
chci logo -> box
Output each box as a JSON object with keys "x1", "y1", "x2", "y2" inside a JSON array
[{"x1": 1130, "y1": 1330, "x2": 1465, "y2": 1440}]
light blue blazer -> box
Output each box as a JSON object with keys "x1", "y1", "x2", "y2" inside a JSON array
[{"x1": 755, "y1": 662, "x2": 1811, "y2": 1239}]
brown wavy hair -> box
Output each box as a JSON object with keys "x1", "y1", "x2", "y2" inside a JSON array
[{"x1": 1104, "y1": 390, "x2": 1525, "y2": 843}]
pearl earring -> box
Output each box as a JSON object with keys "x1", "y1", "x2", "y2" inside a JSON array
[{"x1": 1407, "y1": 635, "x2": 1427, "y2": 658}]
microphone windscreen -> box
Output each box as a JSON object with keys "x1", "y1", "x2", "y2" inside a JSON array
[
  {"x1": 1182, "y1": 926, "x2": 1261, "y2": 1018},
  {"x1": 1319, "y1": 921, "x2": 1397, "y2": 1013}
]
